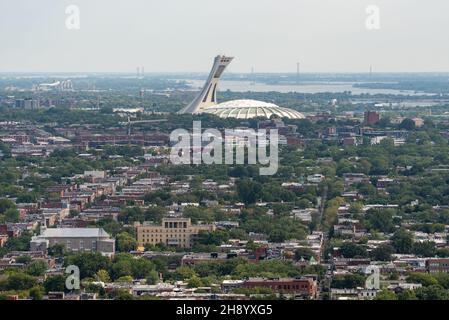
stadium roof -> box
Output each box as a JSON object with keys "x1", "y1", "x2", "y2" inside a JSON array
[{"x1": 203, "y1": 99, "x2": 305, "y2": 119}]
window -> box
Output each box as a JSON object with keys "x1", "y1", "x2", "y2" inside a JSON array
[{"x1": 214, "y1": 66, "x2": 226, "y2": 78}]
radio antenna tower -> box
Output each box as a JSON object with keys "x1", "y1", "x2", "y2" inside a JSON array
[
  {"x1": 296, "y1": 62, "x2": 300, "y2": 84},
  {"x1": 251, "y1": 67, "x2": 255, "y2": 85}
]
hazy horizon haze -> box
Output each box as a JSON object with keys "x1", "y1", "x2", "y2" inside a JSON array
[{"x1": 1, "y1": 0, "x2": 448, "y2": 73}]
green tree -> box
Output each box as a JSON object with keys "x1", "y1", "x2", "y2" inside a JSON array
[
  {"x1": 115, "y1": 276, "x2": 133, "y2": 283},
  {"x1": 197, "y1": 230, "x2": 229, "y2": 246},
  {"x1": 146, "y1": 270, "x2": 159, "y2": 285},
  {"x1": 332, "y1": 274, "x2": 366, "y2": 289},
  {"x1": 3, "y1": 208, "x2": 20, "y2": 222},
  {"x1": 0, "y1": 272, "x2": 37, "y2": 291},
  {"x1": 412, "y1": 241, "x2": 437, "y2": 257},
  {"x1": 370, "y1": 244, "x2": 394, "y2": 261},
  {"x1": 366, "y1": 209, "x2": 394, "y2": 233},
  {"x1": 434, "y1": 273, "x2": 449, "y2": 289},
  {"x1": 415, "y1": 285, "x2": 449, "y2": 300},
  {"x1": 118, "y1": 207, "x2": 144, "y2": 224},
  {"x1": 43, "y1": 275, "x2": 67, "y2": 293},
  {"x1": 348, "y1": 202, "x2": 363, "y2": 214},
  {"x1": 3, "y1": 231, "x2": 31, "y2": 251},
  {"x1": 110, "y1": 260, "x2": 133, "y2": 280},
  {"x1": 108, "y1": 289, "x2": 134, "y2": 300},
  {"x1": 392, "y1": 229, "x2": 414, "y2": 254},
  {"x1": 187, "y1": 275, "x2": 204, "y2": 288},
  {"x1": 399, "y1": 118, "x2": 416, "y2": 131},
  {"x1": 29, "y1": 286, "x2": 45, "y2": 300},
  {"x1": 397, "y1": 289, "x2": 417, "y2": 300},
  {"x1": 375, "y1": 289, "x2": 397, "y2": 300},
  {"x1": 65, "y1": 252, "x2": 111, "y2": 279},
  {"x1": 269, "y1": 228, "x2": 289, "y2": 243},
  {"x1": 0, "y1": 198, "x2": 16, "y2": 213},
  {"x1": 95, "y1": 269, "x2": 111, "y2": 283},
  {"x1": 173, "y1": 266, "x2": 198, "y2": 280},
  {"x1": 131, "y1": 258, "x2": 155, "y2": 279},
  {"x1": 340, "y1": 242, "x2": 367, "y2": 258},
  {"x1": 236, "y1": 179, "x2": 262, "y2": 204},
  {"x1": 26, "y1": 260, "x2": 48, "y2": 276},
  {"x1": 116, "y1": 232, "x2": 137, "y2": 252},
  {"x1": 407, "y1": 273, "x2": 438, "y2": 287},
  {"x1": 15, "y1": 255, "x2": 32, "y2": 264}
]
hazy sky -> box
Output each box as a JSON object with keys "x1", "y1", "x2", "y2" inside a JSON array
[{"x1": 1, "y1": 0, "x2": 448, "y2": 73}]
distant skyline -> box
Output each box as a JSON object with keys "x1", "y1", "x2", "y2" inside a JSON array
[{"x1": 1, "y1": 0, "x2": 449, "y2": 73}]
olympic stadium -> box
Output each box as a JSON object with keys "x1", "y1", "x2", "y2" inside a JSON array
[
  {"x1": 178, "y1": 55, "x2": 305, "y2": 120},
  {"x1": 202, "y1": 99, "x2": 305, "y2": 120}
]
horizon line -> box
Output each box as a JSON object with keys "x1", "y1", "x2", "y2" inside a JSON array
[{"x1": 1, "y1": 71, "x2": 449, "y2": 75}]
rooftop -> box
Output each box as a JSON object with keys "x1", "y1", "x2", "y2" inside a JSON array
[{"x1": 39, "y1": 228, "x2": 111, "y2": 238}]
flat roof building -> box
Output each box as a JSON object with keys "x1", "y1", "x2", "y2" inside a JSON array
[
  {"x1": 243, "y1": 277, "x2": 317, "y2": 299},
  {"x1": 30, "y1": 227, "x2": 115, "y2": 257},
  {"x1": 136, "y1": 218, "x2": 215, "y2": 248},
  {"x1": 364, "y1": 111, "x2": 380, "y2": 126}
]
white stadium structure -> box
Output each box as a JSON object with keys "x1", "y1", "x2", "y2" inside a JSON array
[
  {"x1": 178, "y1": 55, "x2": 304, "y2": 120},
  {"x1": 203, "y1": 99, "x2": 305, "y2": 120}
]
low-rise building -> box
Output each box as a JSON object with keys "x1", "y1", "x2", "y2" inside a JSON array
[
  {"x1": 331, "y1": 288, "x2": 379, "y2": 300},
  {"x1": 222, "y1": 280, "x2": 244, "y2": 293},
  {"x1": 426, "y1": 258, "x2": 449, "y2": 274},
  {"x1": 136, "y1": 218, "x2": 215, "y2": 248},
  {"x1": 30, "y1": 227, "x2": 115, "y2": 256},
  {"x1": 243, "y1": 277, "x2": 317, "y2": 299}
]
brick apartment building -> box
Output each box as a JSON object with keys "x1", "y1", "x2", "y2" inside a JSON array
[
  {"x1": 364, "y1": 111, "x2": 380, "y2": 126},
  {"x1": 136, "y1": 217, "x2": 215, "y2": 248},
  {"x1": 426, "y1": 258, "x2": 449, "y2": 274},
  {"x1": 243, "y1": 277, "x2": 317, "y2": 299}
]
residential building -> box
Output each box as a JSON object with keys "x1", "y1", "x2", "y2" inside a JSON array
[
  {"x1": 136, "y1": 218, "x2": 216, "y2": 248},
  {"x1": 243, "y1": 277, "x2": 317, "y2": 299},
  {"x1": 222, "y1": 280, "x2": 244, "y2": 293},
  {"x1": 412, "y1": 117, "x2": 424, "y2": 128},
  {"x1": 426, "y1": 258, "x2": 449, "y2": 274},
  {"x1": 364, "y1": 111, "x2": 380, "y2": 126}
]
